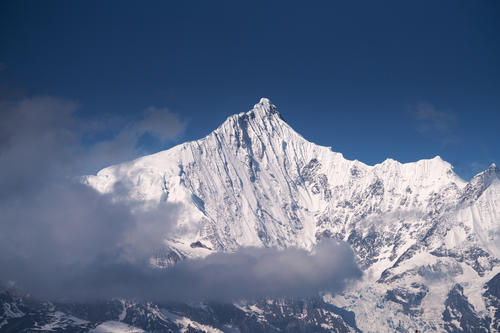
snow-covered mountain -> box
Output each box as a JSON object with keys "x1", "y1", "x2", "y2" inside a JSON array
[
  {"x1": 82, "y1": 98, "x2": 500, "y2": 332},
  {"x1": 2, "y1": 98, "x2": 499, "y2": 332}
]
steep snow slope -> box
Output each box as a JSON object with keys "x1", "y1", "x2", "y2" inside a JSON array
[
  {"x1": 85, "y1": 98, "x2": 500, "y2": 332},
  {"x1": 86, "y1": 98, "x2": 465, "y2": 255}
]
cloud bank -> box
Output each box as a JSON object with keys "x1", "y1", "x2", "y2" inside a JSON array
[{"x1": 0, "y1": 96, "x2": 361, "y2": 302}]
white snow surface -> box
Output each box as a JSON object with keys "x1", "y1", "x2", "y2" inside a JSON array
[
  {"x1": 90, "y1": 321, "x2": 145, "y2": 333},
  {"x1": 85, "y1": 98, "x2": 500, "y2": 332},
  {"x1": 31, "y1": 311, "x2": 89, "y2": 331},
  {"x1": 162, "y1": 310, "x2": 224, "y2": 333}
]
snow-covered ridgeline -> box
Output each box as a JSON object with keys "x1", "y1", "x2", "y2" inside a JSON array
[
  {"x1": 86, "y1": 98, "x2": 467, "y2": 252},
  {"x1": 84, "y1": 98, "x2": 500, "y2": 332}
]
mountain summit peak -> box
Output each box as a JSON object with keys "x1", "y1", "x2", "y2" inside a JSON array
[
  {"x1": 258, "y1": 97, "x2": 271, "y2": 105},
  {"x1": 250, "y1": 97, "x2": 281, "y2": 120},
  {"x1": 253, "y1": 97, "x2": 274, "y2": 112}
]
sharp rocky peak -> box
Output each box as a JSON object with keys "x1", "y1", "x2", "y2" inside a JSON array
[
  {"x1": 460, "y1": 162, "x2": 500, "y2": 203},
  {"x1": 242, "y1": 97, "x2": 283, "y2": 124},
  {"x1": 234, "y1": 97, "x2": 282, "y2": 123},
  {"x1": 474, "y1": 163, "x2": 500, "y2": 180},
  {"x1": 211, "y1": 97, "x2": 290, "y2": 141},
  {"x1": 252, "y1": 97, "x2": 280, "y2": 116}
]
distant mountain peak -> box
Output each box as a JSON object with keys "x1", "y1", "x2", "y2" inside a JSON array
[
  {"x1": 460, "y1": 161, "x2": 500, "y2": 203},
  {"x1": 480, "y1": 162, "x2": 499, "y2": 177}
]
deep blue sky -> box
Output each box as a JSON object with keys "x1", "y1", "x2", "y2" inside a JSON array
[{"x1": 1, "y1": 1, "x2": 499, "y2": 179}]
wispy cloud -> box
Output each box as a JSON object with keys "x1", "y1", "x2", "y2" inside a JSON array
[
  {"x1": 413, "y1": 102, "x2": 459, "y2": 145},
  {"x1": 81, "y1": 106, "x2": 186, "y2": 173}
]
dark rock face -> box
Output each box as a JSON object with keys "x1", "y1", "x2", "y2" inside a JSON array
[
  {"x1": 483, "y1": 272, "x2": 500, "y2": 331},
  {"x1": 246, "y1": 298, "x2": 360, "y2": 333},
  {"x1": 442, "y1": 284, "x2": 490, "y2": 332},
  {"x1": 0, "y1": 291, "x2": 97, "y2": 332},
  {"x1": 384, "y1": 283, "x2": 428, "y2": 316},
  {"x1": 190, "y1": 241, "x2": 211, "y2": 250},
  {"x1": 300, "y1": 159, "x2": 331, "y2": 200},
  {"x1": 0, "y1": 292, "x2": 358, "y2": 333},
  {"x1": 432, "y1": 246, "x2": 500, "y2": 277},
  {"x1": 348, "y1": 229, "x2": 383, "y2": 269}
]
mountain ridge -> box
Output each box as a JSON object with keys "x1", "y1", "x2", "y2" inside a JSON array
[{"x1": 79, "y1": 98, "x2": 500, "y2": 331}]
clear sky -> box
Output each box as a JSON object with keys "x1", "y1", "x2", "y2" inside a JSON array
[{"x1": 0, "y1": 0, "x2": 498, "y2": 179}]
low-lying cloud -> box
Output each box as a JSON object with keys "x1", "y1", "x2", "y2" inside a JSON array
[
  {"x1": 0, "y1": 96, "x2": 361, "y2": 303},
  {"x1": 6, "y1": 238, "x2": 360, "y2": 302}
]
